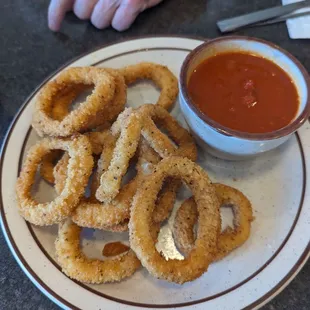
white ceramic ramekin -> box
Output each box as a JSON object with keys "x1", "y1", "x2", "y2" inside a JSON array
[{"x1": 179, "y1": 36, "x2": 310, "y2": 160}]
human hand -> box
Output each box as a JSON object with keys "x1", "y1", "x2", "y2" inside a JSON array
[{"x1": 48, "y1": 0, "x2": 163, "y2": 32}]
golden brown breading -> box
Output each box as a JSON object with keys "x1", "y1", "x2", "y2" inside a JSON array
[
  {"x1": 137, "y1": 104, "x2": 197, "y2": 161},
  {"x1": 16, "y1": 135, "x2": 93, "y2": 225},
  {"x1": 32, "y1": 67, "x2": 126, "y2": 137},
  {"x1": 55, "y1": 219, "x2": 141, "y2": 284},
  {"x1": 96, "y1": 109, "x2": 142, "y2": 203},
  {"x1": 173, "y1": 183, "x2": 254, "y2": 261},
  {"x1": 119, "y1": 62, "x2": 178, "y2": 110},
  {"x1": 129, "y1": 156, "x2": 221, "y2": 284}
]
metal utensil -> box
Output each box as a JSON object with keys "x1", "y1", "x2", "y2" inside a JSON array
[
  {"x1": 217, "y1": 0, "x2": 310, "y2": 33},
  {"x1": 255, "y1": 10, "x2": 310, "y2": 26}
]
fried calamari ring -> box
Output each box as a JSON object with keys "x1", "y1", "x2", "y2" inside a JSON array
[
  {"x1": 137, "y1": 104, "x2": 197, "y2": 161},
  {"x1": 50, "y1": 129, "x2": 135, "y2": 230},
  {"x1": 109, "y1": 106, "x2": 133, "y2": 136},
  {"x1": 129, "y1": 157, "x2": 221, "y2": 284},
  {"x1": 88, "y1": 131, "x2": 117, "y2": 200},
  {"x1": 52, "y1": 152, "x2": 131, "y2": 233},
  {"x1": 49, "y1": 69, "x2": 126, "y2": 130},
  {"x1": 50, "y1": 132, "x2": 133, "y2": 230},
  {"x1": 40, "y1": 149, "x2": 63, "y2": 184},
  {"x1": 16, "y1": 135, "x2": 93, "y2": 225},
  {"x1": 119, "y1": 62, "x2": 178, "y2": 110},
  {"x1": 173, "y1": 198, "x2": 198, "y2": 256},
  {"x1": 153, "y1": 178, "x2": 180, "y2": 223},
  {"x1": 136, "y1": 138, "x2": 180, "y2": 223},
  {"x1": 40, "y1": 131, "x2": 112, "y2": 186},
  {"x1": 47, "y1": 118, "x2": 178, "y2": 230},
  {"x1": 99, "y1": 220, "x2": 130, "y2": 233},
  {"x1": 55, "y1": 219, "x2": 141, "y2": 284},
  {"x1": 72, "y1": 179, "x2": 137, "y2": 230},
  {"x1": 173, "y1": 184, "x2": 253, "y2": 261},
  {"x1": 32, "y1": 67, "x2": 121, "y2": 137},
  {"x1": 39, "y1": 87, "x2": 85, "y2": 184},
  {"x1": 136, "y1": 137, "x2": 161, "y2": 171},
  {"x1": 54, "y1": 153, "x2": 70, "y2": 195},
  {"x1": 94, "y1": 104, "x2": 195, "y2": 204},
  {"x1": 71, "y1": 138, "x2": 177, "y2": 230},
  {"x1": 50, "y1": 84, "x2": 90, "y2": 121},
  {"x1": 85, "y1": 68, "x2": 127, "y2": 130},
  {"x1": 132, "y1": 103, "x2": 197, "y2": 223},
  {"x1": 95, "y1": 109, "x2": 142, "y2": 202},
  {"x1": 70, "y1": 128, "x2": 137, "y2": 230},
  {"x1": 85, "y1": 131, "x2": 115, "y2": 156}
]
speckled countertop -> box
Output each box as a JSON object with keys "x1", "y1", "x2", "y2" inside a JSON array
[{"x1": 0, "y1": 0, "x2": 309, "y2": 309}]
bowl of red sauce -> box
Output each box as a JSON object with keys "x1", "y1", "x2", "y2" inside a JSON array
[{"x1": 179, "y1": 36, "x2": 310, "y2": 160}]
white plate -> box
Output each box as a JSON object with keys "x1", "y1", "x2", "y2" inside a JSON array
[{"x1": 1, "y1": 36, "x2": 310, "y2": 310}]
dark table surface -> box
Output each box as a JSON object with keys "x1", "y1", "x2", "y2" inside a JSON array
[{"x1": 1, "y1": 0, "x2": 309, "y2": 309}]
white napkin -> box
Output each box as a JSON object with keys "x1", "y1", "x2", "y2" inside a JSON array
[{"x1": 282, "y1": 0, "x2": 310, "y2": 39}]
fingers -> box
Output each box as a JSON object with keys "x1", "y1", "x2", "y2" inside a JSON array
[
  {"x1": 91, "y1": 0, "x2": 120, "y2": 29},
  {"x1": 48, "y1": 0, "x2": 163, "y2": 32},
  {"x1": 112, "y1": 0, "x2": 163, "y2": 31},
  {"x1": 111, "y1": 0, "x2": 141, "y2": 31},
  {"x1": 48, "y1": 0, "x2": 74, "y2": 31},
  {"x1": 73, "y1": 0, "x2": 98, "y2": 20}
]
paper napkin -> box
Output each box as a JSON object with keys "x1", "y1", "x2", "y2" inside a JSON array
[{"x1": 282, "y1": 0, "x2": 310, "y2": 39}]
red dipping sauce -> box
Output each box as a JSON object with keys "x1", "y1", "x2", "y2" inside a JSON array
[{"x1": 188, "y1": 52, "x2": 299, "y2": 134}]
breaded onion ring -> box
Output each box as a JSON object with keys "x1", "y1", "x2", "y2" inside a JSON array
[
  {"x1": 129, "y1": 157, "x2": 221, "y2": 284},
  {"x1": 173, "y1": 184, "x2": 253, "y2": 261},
  {"x1": 96, "y1": 110, "x2": 142, "y2": 202},
  {"x1": 119, "y1": 62, "x2": 178, "y2": 110},
  {"x1": 16, "y1": 135, "x2": 93, "y2": 225},
  {"x1": 137, "y1": 104, "x2": 197, "y2": 161},
  {"x1": 32, "y1": 67, "x2": 125, "y2": 137},
  {"x1": 55, "y1": 219, "x2": 141, "y2": 284}
]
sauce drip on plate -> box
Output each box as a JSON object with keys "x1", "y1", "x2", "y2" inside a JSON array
[{"x1": 188, "y1": 52, "x2": 299, "y2": 134}]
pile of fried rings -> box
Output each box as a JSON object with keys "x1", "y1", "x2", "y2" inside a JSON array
[{"x1": 16, "y1": 63, "x2": 254, "y2": 285}]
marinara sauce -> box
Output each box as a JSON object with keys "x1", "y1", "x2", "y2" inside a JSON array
[{"x1": 188, "y1": 52, "x2": 299, "y2": 134}]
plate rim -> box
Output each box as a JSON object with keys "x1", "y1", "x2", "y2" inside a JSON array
[{"x1": 1, "y1": 35, "x2": 310, "y2": 310}]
